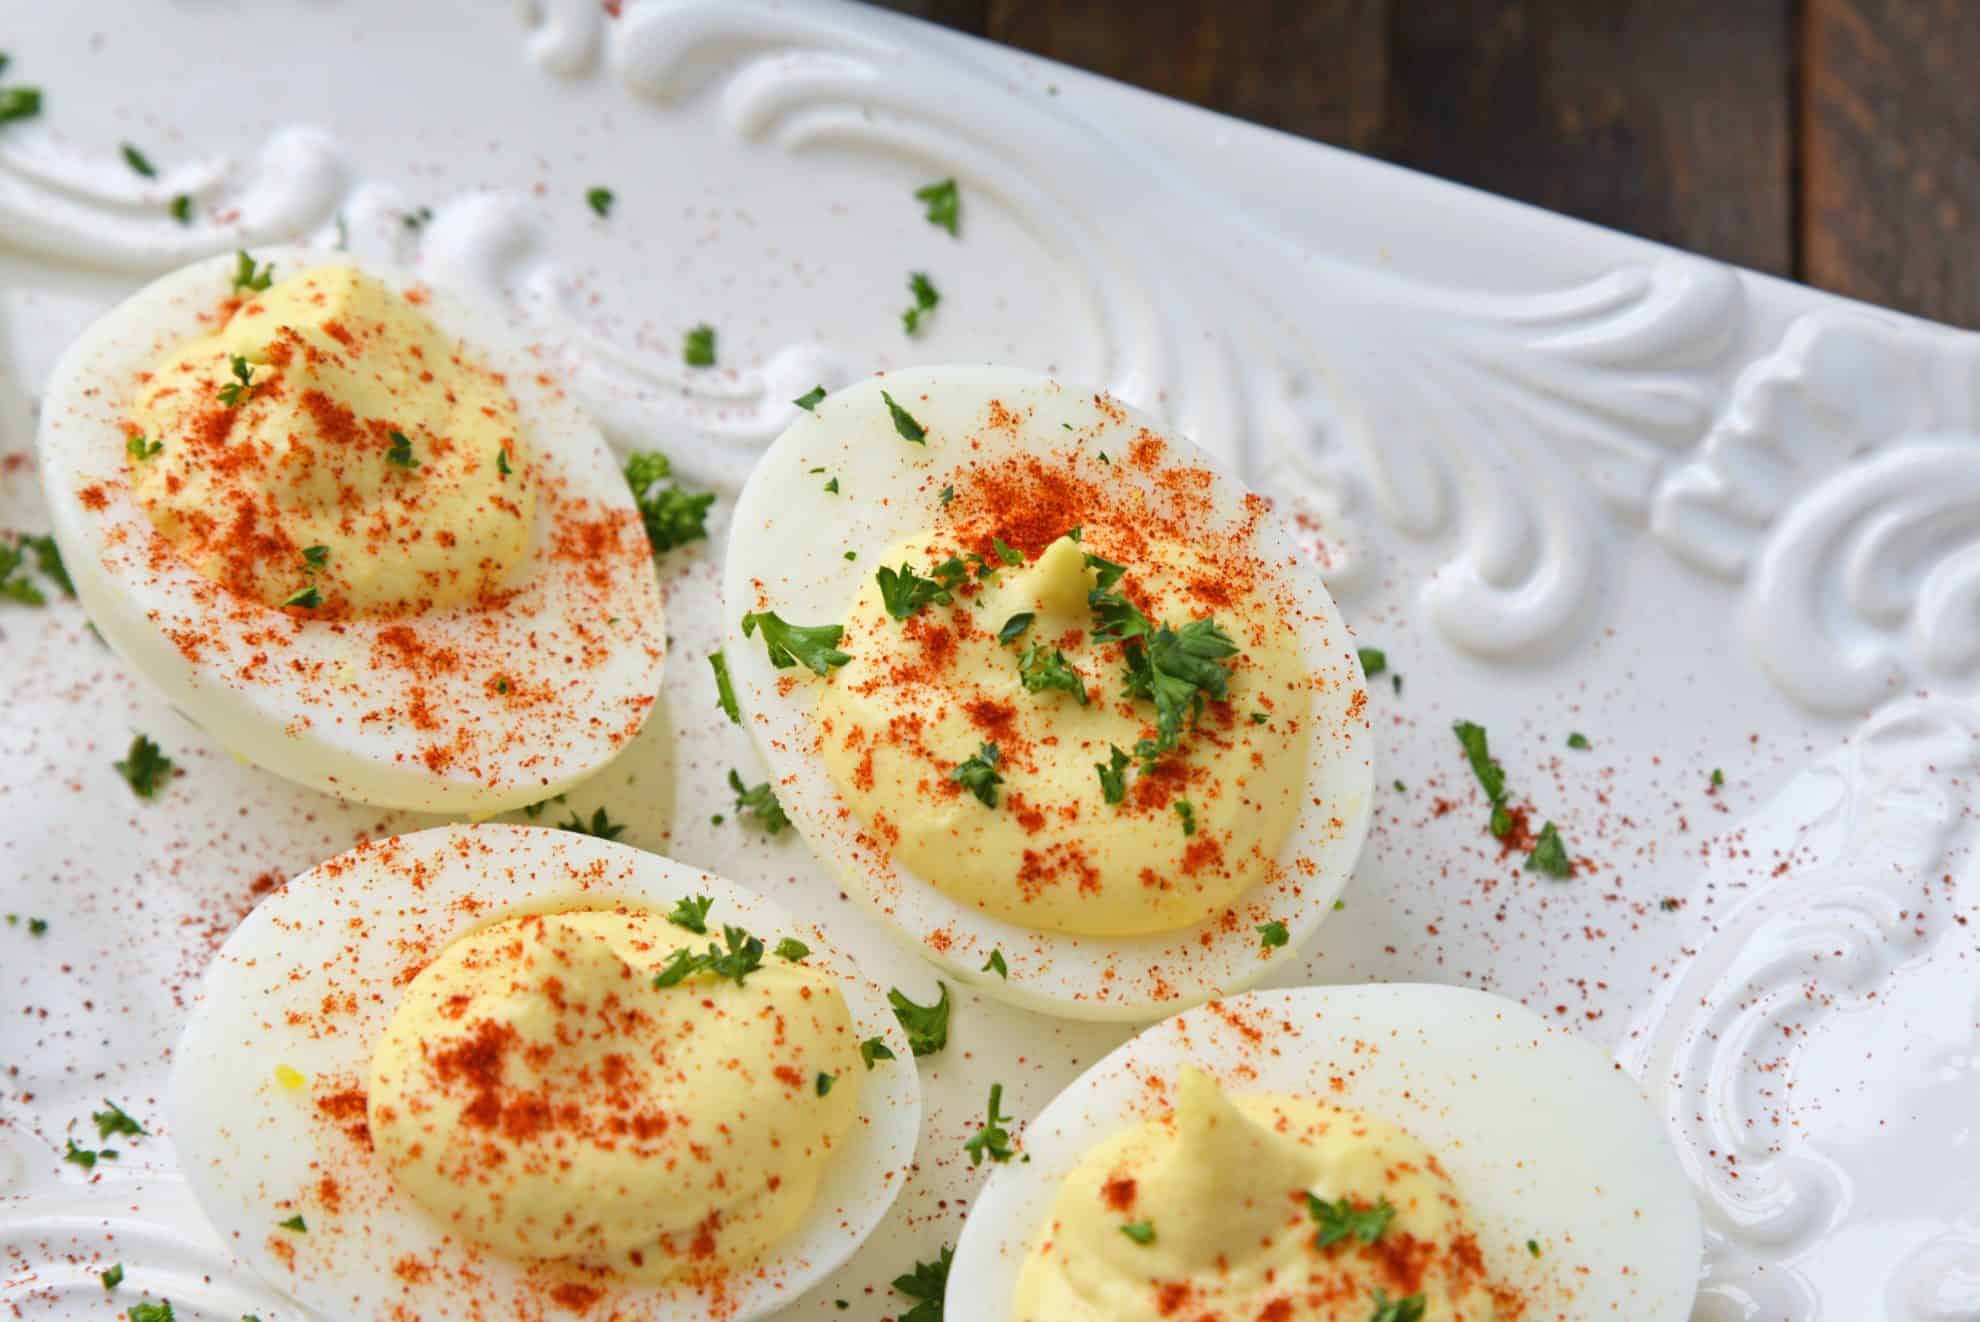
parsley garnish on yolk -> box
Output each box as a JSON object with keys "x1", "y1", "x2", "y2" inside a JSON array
[
  {"x1": 230, "y1": 250, "x2": 274, "y2": 293},
  {"x1": 216, "y1": 355, "x2": 257, "y2": 408},
  {"x1": 1096, "y1": 745, "x2": 1130, "y2": 804},
  {"x1": 878, "y1": 557, "x2": 969, "y2": 620},
  {"x1": 652, "y1": 924, "x2": 766, "y2": 988},
  {"x1": 1308, "y1": 1193, "x2": 1396, "y2": 1248},
  {"x1": 950, "y1": 742, "x2": 1004, "y2": 808},
  {"x1": 666, "y1": 894, "x2": 714, "y2": 935}
]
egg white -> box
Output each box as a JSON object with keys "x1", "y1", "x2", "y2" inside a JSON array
[
  {"x1": 948, "y1": 983, "x2": 1702, "y2": 1321},
  {"x1": 35, "y1": 246, "x2": 666, "y2": 814},
  {"x1": 721, "y1": 366, "x2": 1373, "y2": 1020},
  {"x1": 169, "y1": 823, "x2": 921, "y2": 1321}
]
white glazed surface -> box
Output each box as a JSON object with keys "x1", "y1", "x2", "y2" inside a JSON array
[{"x1": 2, "y1": 2, "x2": 1977, "y2": 1319}]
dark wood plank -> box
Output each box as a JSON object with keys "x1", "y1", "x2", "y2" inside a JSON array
[
  {"x1": 984, "y1": 0, "x2": 1392, "y2": 152},
  {"x1": 1803, "y1": 0, "x2": 1980, "y2": 328},
  {"x1": 863, "y1": 0, "x2": 989, "y2": 33},
  {"x1": 1378, "y1": 0, "x2": 1794, "y2": 276}
]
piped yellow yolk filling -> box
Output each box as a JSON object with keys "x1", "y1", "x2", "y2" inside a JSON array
[
  {"x1": 1015, "y1": 1068, "x2": 1522, "y2": 1321},
  {"x1": 366, "y1": 908, "x2": 863, "y2": 1281},
  {"x1": 126, "y1": 264, "x2": 533, "y2": 616}
]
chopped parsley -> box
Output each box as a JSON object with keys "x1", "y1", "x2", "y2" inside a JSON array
[
  {"x1": 860, "y1": 1036, "x2": 896, "y2": 1068},
  {"x1": 624, "y1": 451, "x2": 715, "y2": 555},
  {"x1": 121, "y1": 143, "x2": 157, "y2": 177},
  {"x1": 555, "y1": 806, "x2": 626, "y2": 840},
  {"x1": 277, "y1": 1214, "x2": 307, "y2": 1233},
  {"x1": 1122, "y1": 617, "x2": 1239, "y2": 764},
  {"x1": 1171, "y1": 800, "x2": 1196, "y2": 836},
  {"x1": 815, "y1": 1071, "x2": 836, "y2": 1096},
  {"x1": 891, "y1": 1245, "x2": 953, "y2": 1322},
  {"x1": 963, "y1": 1082, "x2": 1015, "y2": 1166},
  {"x1": 400, "y1": 205, "x2": 434, "y2": 230},
  {"x1": 1451, "y1": 720, "x2": 1511, "y2": 837},
  {"x1": 902, "y1": 270, "x2": 940, "y2": 335},
  {"x1": 939, "y1": 484, "x2": 955, "y2": 506},
  {"x1": 653, "y1": 924, "x2": 766, "y2": 988},
  {"x1": 997, "y1": 611, "x2": 1035, "y2": 644},
  {"x1": 1660, "y1": 897, "x2": 1681, "y2": 912},
  {"x1": 1, "y1": 533, "x2": 71, "y2": 604},
  {"x1": 301, "y1": 544, "x2": 329, "y2": 570},
  {"x1": 1356, "y1": 646, "x2": 1387, "y2": 678},
  {"x1": 1527, "y1": 1238, "x2": 1542, "y2": 1257},
  {"x1": 126, "y1": 432, "x2": 162, "y2": 461},
  {"x1": 792, "y1": 384, "x2": 827, "y2": 411},
  {"x1": 216, "y1": 354, "x2": 257, "y2": 408},
  {"x1": 230, "y1": 250, "x2": 274, "y2": 293},
  {"x1": 682, "y1": 323, "x2": 716, "y2": 367},
  {"x1": 981, "y1": 948, "x2": 1008, "y2": 979},
  {"x1": 1257, "y1": 919, "x2": 1289, "y2": 949},
  {"x1": 775, "y1": 937, "x2": 810, "y2": 962},
  {"x1": 0, "y1": 86, "x2": 41, "y2": 125},
  {"x1": 100, "y1": 1263, "x2": 123, "y2": 1289},
  {"x1": 991, "y1": 537, "x2": 1023, "y2": 566},
  {"x1": 496, "y1": 446, "x2": 512, "y2": 477},
  {"x1": 30, "y1": 536, "x2": 74, "y2": 597},
  {"x1": 709, "y1": 650, "x2": 741, "y2": 724},
  {"x1": 881, "y1": 390, "x2": 927, "y2": 443},
  {"x1": 64, "y1": 1137, "x2": 116, "y2": 1169},
  {"x1": 1369, "y1": 1290, "x2": 1427, "y2": 1322},
  {"x1": 586, "y1": 186, "x2": 614, "y2": 217},
  {"x1": 1566, "y1": 731, "x2": 1591, "y2": 750},
  {"x1": 728, "y1": 770, "x2": 790, "y2": 834},
  {"x1": 1308, "y1": 1193, "x2": 1396, "y2": 1248},
  {"x1": 1524, "y1": 820, "x2": 1573, "y2": 879},
  {"x1": 666, "y1": 894, "x2": 714, "y2": 935},
  {"x1": 741, "y1": 610, "x2": 850, "y2": 675},
  {"x1": 887, "y1": 982, "x2": 950, "y2": 1056},
  {"x1": 114, "y1": 734, "x2": 175, "y2": 798},
  {"x1": 823, "y1": 474, "x2": 839, "y2": 494},
  {"x1": 1119, "y1": 1221, "x2": 1156, "y2": 1245},
  {"x1": 878, "y1": 557, "x2": 969, "y2": 620},
  {"x1": 169, "y1": 193, "x2": 192, "y2": 224},
  {"x1": 950, "y1": 742, "x2": 1004, "y2": 808},
  {"x1": 281, "y1": 586, "x2": 321, "y2": 610},
  {"x1": 1096, "y1": 745, "x2": 1130, "y2": 804},
  {"x1": 1711, "y1": 767, "x2": 1725, "y2": 788},
  {"x1": 92, "y1": 1101, "x2": 146, "y2": 1141},
  {"x1": 913, "y1": 176, "x2": 960, "y2": 236},
  {"x1": 1018, "y1": 642, "x2": 1086, "y2": 704},
  {"x1": 385, "y1": 430, "x2": 419, "y2": 468},
  {"x1": 127, "y1": 1303, "x2": 175, "y2": 1322}
]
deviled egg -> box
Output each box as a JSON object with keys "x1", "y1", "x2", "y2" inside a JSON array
[
  {"x1": 36, "y1": 248, "x2": 666, "y2": 813},
  {"x1": 171, "y1": 823, "x2": 920, "y2": 1320},
  {"x1": 950, "y1": 984, "x2": 1700, "y2": 1320},
  {"x1": 721, "y1": 367, "x2": 1371, "y2": 1018}
]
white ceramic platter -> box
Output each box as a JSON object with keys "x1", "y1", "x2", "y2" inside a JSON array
[{"x1": 1, "y1": 3, "x2": 1976, "y2": 1319}]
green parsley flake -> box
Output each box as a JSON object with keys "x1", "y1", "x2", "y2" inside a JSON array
[
  {"x1": 1357, "y1": 646, "x2": 1387, "y2": 678},
  {"x1": 728, "y1": 770, "x2": 791, "y2": 834},
  {"x1": 1711, "y1": 767, "x2": 1726, "y2": 788},
  {"x1": 682, "y1": 323, "x2": 716, "y2": 367},
  {"x1": 1096, "y1": 744, "x2": 1130, "y2": 805},
  {"x1": 902, "y1": 270, "x2": 940, "y2": 335},
  {"x1": 277, "y1": 1214, "x2": 306, "y2": 1233},
  {"x1": 1527, "y1": 1238, "x2": 1542, "y2": 1257},
  {"x1": 741, "y1": 610, "x2": 850, "y2": 676},
  {"x1": 127, "y1": 1303, "x2": 175, "y2": 1322},
  {"x1": 815, "y1": 1071, "x2": 836, "y2": 1096},
  {"x1": 281, "y1": 586, "x2": 321, "y2": 610},
  {"x1": 997, "y1": 611, "x2": 1035, "y2": 644},
  {"x1": 0, "y1": 86, "x2": 42, "y2": 125},
  {"x1": 586, "y1": 186, "x2": 614, "y2": 218},
  {"x1": 1119, "y1": 1221, "x2": 1156, "y2": 1245},
  {"x1": 887, "y1": 983, "x2": 950, "y2": 1056},
  {"x1": 301, "y1": 544, "x2": 329, "y2": 569},
  {"x1": 709, "y1": 650, "x2": 741, "y2": 724},
  {"x1": 92, "y1": 1101, "x2": 146, "y2": 1141},
  {"x1": 1451, "y1": 719, "x2": 1511, "y2": 838},
  {"x1": 939, "y1": 484, "x2": 955, "y2": 506},
  {"x1": 950, "y1": 742, "x2": 1004, "y2": 808},
  {"x1": 496, "y1": 447, "x2": 512, "y2": 478},
  {"x1": 1307, "y1": 1193, "x2": 1396, "y2": 1248},
  {"x1": 981, "y1": 948, "x2": 1008, "y2": 979},
  {"x1": 121, "y1": 143, "x2": 157, "y2": 177},
  {"x1": 860, "y1": 1036, "x2": 896, "y2": 1069},
  {"x1": 1174, "y1": 798, "x2": 1196, "y2": 835},
  {"x1": 624, "y1": 450, "x2": 715, "y2": 555},
  {"x1": 963, "y1": 1082, "x2": 1015, "y2": 1165},
  {"x1": 1369, "y1": 1290, "x2": 1428, "y2": 1322},
  {"x1": 1524, "y1": 820, "x2": 1573, "y2": 879},
  {"x1": 217, "y1": 354, "x2": 257, "y2": 408},
  {"x1": 1566, "y1": 731, "x2": 1591, "y2": 750},
  {"x1": 1018, "y1": 642, "x2": 1087, "y2": 704},
  {"x1": 100, "y1": 1262, "x2": 123, "y2": 1289},
  {"x1": 913, "y1": 177, "x2": 960, "y2": 236},
  {"x1": 891, "y1": 1245, "x2": 952, "y2": 1322},
  {"x1": 793, "y1": 384, "x2": 827, "y2": 411},
  {"x1": 556, "y1": 806, "x2": 626, "y2": 840},
  {"x1": 1257, "y1": 919, "x2": 1289, "y2": 950},
  {"x1": 115, "y1": 734, "x2": 175, "y2": 798},
  {"x1": 230, "y1": 250, "x2": 273, "y2": 293},
  {"x1": 775, "y1": 937, "x2": 810, "y2": 962},
  {"x1": 385, "y1": 430, "x2": 419, "y2": 468},
  {"x1": 667, "y1": 894, "x2": 714, "y2": 935},
  {"x1": 170, "y1": 193, "x2": 192, "y2": 224},
  {"x1": 881, "y1": 389, "x2": 927, "y2": 444},
  {"x1": 126, "y1": 433, "x2": 163, "y2": 460},
  {"x1": 652, "y1": 924, "x2": 766, "y2": 989}
]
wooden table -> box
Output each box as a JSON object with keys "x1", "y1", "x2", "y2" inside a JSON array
[{"x1": 874, "y1": 0, "x2": 1978, "y2": 330}]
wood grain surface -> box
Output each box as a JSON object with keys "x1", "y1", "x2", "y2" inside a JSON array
[{"x1": 871, "y1": 0, "x2": 1978, "y2": 328}]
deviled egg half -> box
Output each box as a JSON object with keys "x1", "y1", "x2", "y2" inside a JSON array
[
  {"x1": 171, "y1": 823, "x2": 920, "y2": 1321},
  {"x1": 950, "y1": 984, "x2": 1701, "y2": 1321},
  {"x1": 722, "y1": 367, "x2": 1371, "y2": 1018},
  {"x1": 36, "y1": 248, "x2": 665, "y2": 814}
]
